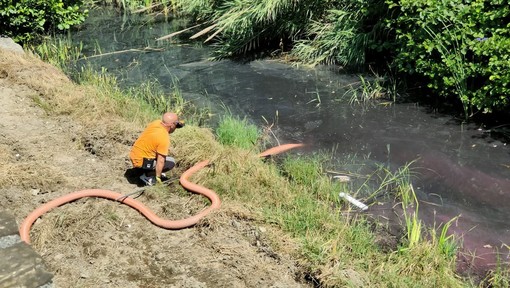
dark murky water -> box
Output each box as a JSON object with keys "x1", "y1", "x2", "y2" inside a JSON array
[{"x1": 71, "y1": 10, "x2": 510, "y2": 273}]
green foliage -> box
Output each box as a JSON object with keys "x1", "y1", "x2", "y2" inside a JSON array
[
  {"x1": 280, "y1": 154, "x2": 344, "y2": 205},
  {"x1": 174, "y1": 0, "x2": 337, "y2": 58},
  {"x1": 91, "y1": 0, "x2": 177, "y2": 15},
  {"x1": 169, "y1": 0, "x2": 510, "y2": 114},
  {"x1": 291, "y1": 0, "x2": 389, "y2": 69},
  {"x1": 433, "y1": 216, "x2": 459, "y2": 259},
  {"x1": 281, "y1": 155, "x2": 324, "y2": 186},
  {"x1": 0, "y1": 0, "x2": 88, "y2": 44},
  {"x1": 291, "y1": 8, "x2": 366, "y2": 67},
  {"x1": 400, "y1": 185, "x2": 422, "y2": 250},
  {"x1": 173, "y1": 0, "x2": 216, "y2": 18},
  {"x1": 385, "y1": 0, "x2": 510, "y2": 116},
  {"x1": 215, "y1": 113, "x2": 259, "y2": 149},
  {"x1": 483, "y1": 260, "x2": 510, "y2": 288}
]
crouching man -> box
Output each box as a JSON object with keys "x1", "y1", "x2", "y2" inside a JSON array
[{"x1": 129, "y1": 112, "x2": 184, "y2": 186}]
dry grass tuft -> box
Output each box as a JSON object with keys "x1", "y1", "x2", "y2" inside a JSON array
[
  {"x1": 0, "y1": 50, "x2": 70, "y2": 95},
  {"x1": 0, "y1": 144, "x2": 66, "y2": 192},
  {"x1": 0, "y1": 163, "x2": 67, "y2": 190},
  {"x1": 171, "y1": 125, "x2": 223, "y2": 167},
  {"x1": 219, "y1": 202, "x2": 264, "y2": 222},
  {"x1": 0, "y1": 144, "x2": 14, "y2": 163},
  {"x1": 31, "y1": 200, "x2": 114, "y2": 247}
]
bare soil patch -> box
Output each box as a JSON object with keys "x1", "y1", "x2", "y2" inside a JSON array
[{"x1": 0, "y1": 49, "x2": 310, "y2": 287}]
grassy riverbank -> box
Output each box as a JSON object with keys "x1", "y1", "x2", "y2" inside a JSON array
[{"x1": 22, "y1": 38, "x2": 509, "y2": 287}]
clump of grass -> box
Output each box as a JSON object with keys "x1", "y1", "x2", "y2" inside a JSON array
[
  {"x1": 306, "y1": 88, "x2": 322, "y2": 107},
  {"x1": 103, "y1": 206, "x2": 121, "y2": 222},
  {"x1": 381, "y1": 241, "x2": 461, "y2": 287},
  {"x1": 280, "y1": 153, "x2": 344, "y2": 205},
  {"x1": 71, "y1": 66, "x2": 190, "y2": 124},
  {"x1": 388, "y1": 164, "x2": 459, "y2": 259},
  {"x1": 375, "y1": 164, "x2": 423, "y2": 250},
  {"x1": 429, "y1": 215, "x2": 460, "y2": 260},
  {"x1": 350, "y1": 160, "x2": 416, "y2": 204},
  {"x1": 31, "y1": 37, "x2": 83, "y2": 73},
  {"x1": 281, "y1": 154, "x2": 324, "y2": 186},
  {"x1": 215, "y1": 113, "x2": 259, "y2": 150},
  {"x1": 403, "y1": 208, "x2": 423, "y2": 250},
  {"x1": 346, "y1": 74, "x2": 388, "y2": 107},
  {"x1": 172, "y1": 125, "x2": 222, "y2": 167},
  {"x1": 0, "y1": 163, "x2": 67, "y2": 190},
  {"x1": 483, "y1": 258, "x2": 510, "y2": 288}
]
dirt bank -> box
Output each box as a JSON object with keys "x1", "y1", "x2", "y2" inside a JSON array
[{"x1": 0, "y1": 48, "x2": 310, "y2": 287}]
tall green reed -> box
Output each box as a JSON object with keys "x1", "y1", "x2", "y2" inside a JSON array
[
  {"x1": 174, "y1": 0, "x2": 332, "y2": 58},
  {"x1": 432, "y1": 215, "x2": 459, "y2": 258},
  {"x1": 422, "y1": 19, "x2": 471, "y2": 118},
  {"x1": 32, "y1": 37, "x2": 83, "y2": 72},
  {"x1": 401, "y1": 184, "x2": 422, "y2": 249}
]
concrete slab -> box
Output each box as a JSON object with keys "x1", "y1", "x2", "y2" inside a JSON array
[
  {"x1": 0, "y1": 211, "x2": 19, "y2": 238},
  {"x1": 0, "y1": 212, "x2": 53, "y2": 288}
]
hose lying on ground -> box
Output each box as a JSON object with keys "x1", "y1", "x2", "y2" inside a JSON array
[{"x1": 19, "y1": 143, "x2": 304, "y2": 244}]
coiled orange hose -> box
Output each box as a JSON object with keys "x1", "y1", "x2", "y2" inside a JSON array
[{"x1": 19, "y1": 143, "x2": 304, "y2": 244}]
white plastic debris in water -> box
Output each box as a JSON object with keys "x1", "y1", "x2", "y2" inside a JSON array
[
  {"x1": 333, "y1": 175, "x2": 351, "y2": 182},
  {"x1": 339, "y1": 192, "x2": 368, "y2": 211}
]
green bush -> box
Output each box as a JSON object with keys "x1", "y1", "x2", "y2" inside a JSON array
[
  {"x1": 0, "y1": 0, "x2": 88, "y2": 44},
  {"x1": 385, "y1": 0, "x2": 510, "y2": 116}
]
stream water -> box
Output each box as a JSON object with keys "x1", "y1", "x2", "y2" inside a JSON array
[{"x1": 70, "y1": 10, "x2": 510, "y2": 274}]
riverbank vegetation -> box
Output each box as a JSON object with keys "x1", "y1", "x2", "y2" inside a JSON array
[
  {"x1": 83, "y1": 0, "x2": 508, "y2": 121},
  {"x1": 21, "y1": 38, "x2": 508, "y2": 287},
  {"x1": 3, "y1": 0, "x2": 508, "y2": 120},
  {"x1": 0, "y1": 0, "x2": 88, "y2": 43}
]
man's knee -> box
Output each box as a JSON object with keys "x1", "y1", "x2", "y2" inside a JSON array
[
  {"x1": 163, "y1": 156, "x2": 176, "y2": 171},
  {"x1": 124, "y1": 167, "x2": 144, "y2": 183}
]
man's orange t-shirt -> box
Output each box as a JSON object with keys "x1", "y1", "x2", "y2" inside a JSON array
[{"x1": 129, "y1": 120, "x2": 170, "y2": 168}]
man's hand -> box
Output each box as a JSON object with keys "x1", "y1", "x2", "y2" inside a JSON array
[{"x1": 156, "y1": 176, "x2": 163, "y2": 185}]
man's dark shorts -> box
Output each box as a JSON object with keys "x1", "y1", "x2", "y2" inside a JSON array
[
  {"x1": 125, "y1": 156, "x2": 175, "y2": 183},
  {"x1": 139, "y1": 156, "x2": 175, "y2": 172}
]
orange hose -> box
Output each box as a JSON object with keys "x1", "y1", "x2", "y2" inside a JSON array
[
  {"x1": 19, "y1": 144, "x2": 304, "y2": 244},
  {"x1": 257, "y1": 143, "x2": 305, "y2": 158}
]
